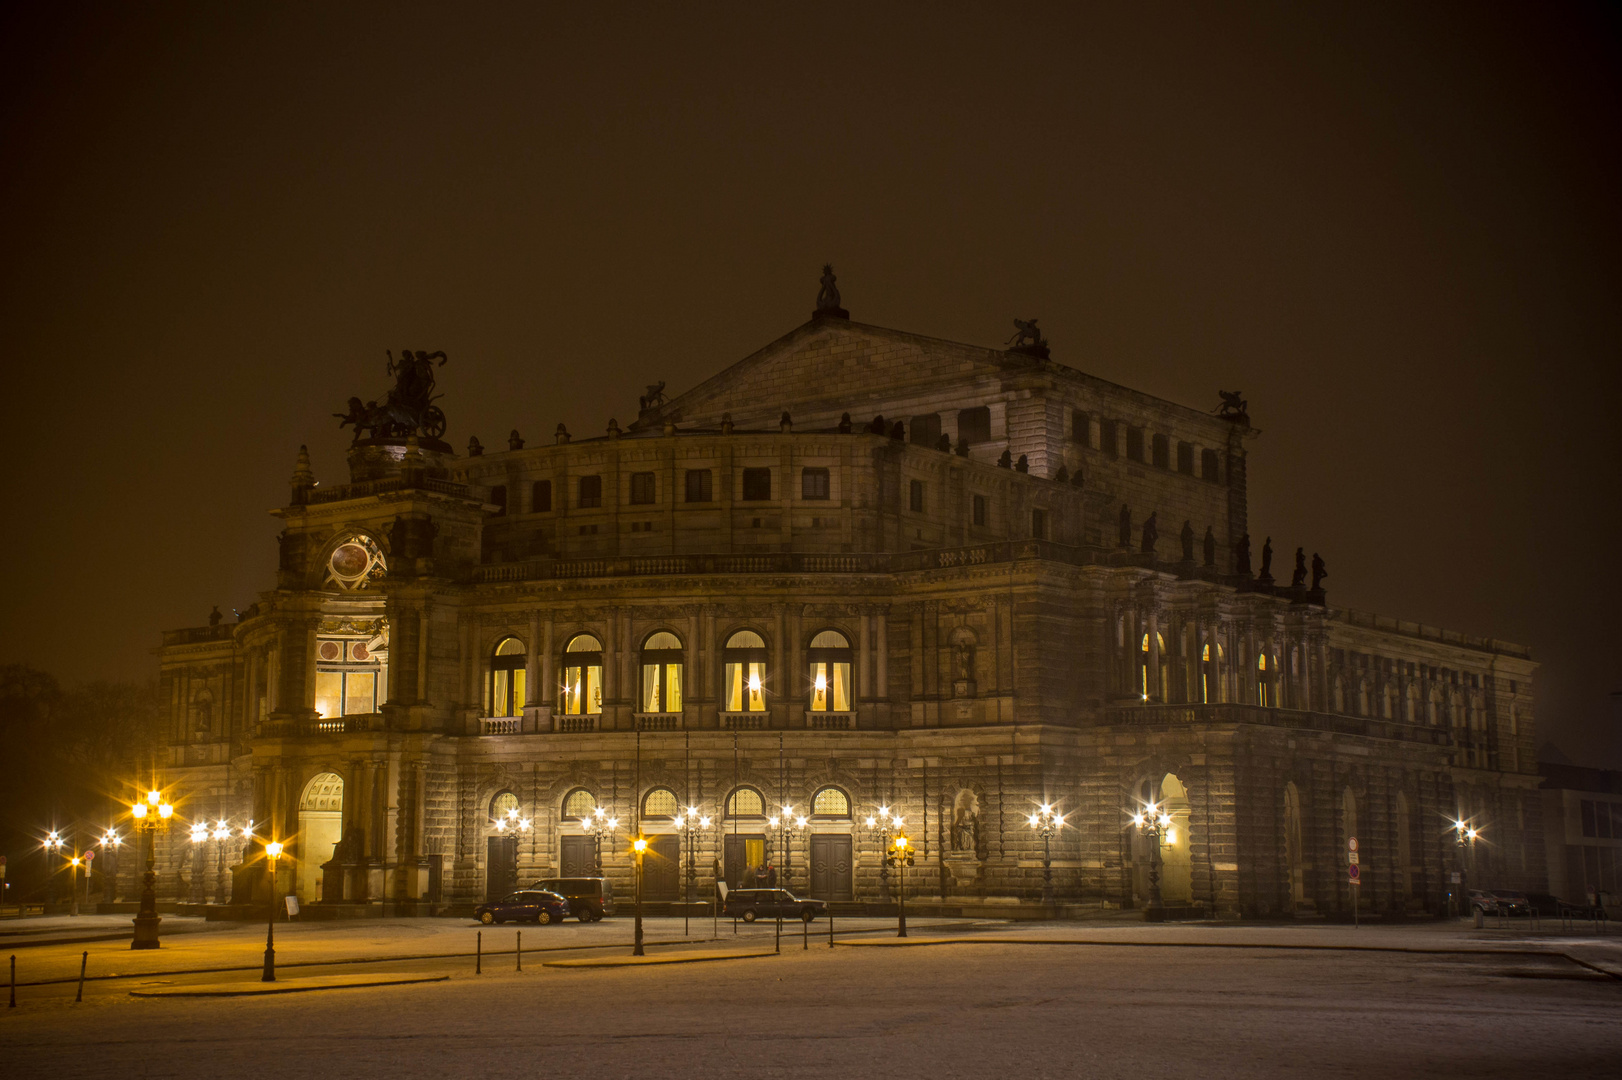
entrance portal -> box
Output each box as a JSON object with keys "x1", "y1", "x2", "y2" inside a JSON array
[
  {"x1": 297, "y1": 773, "x2": 344, "y2": 903},
  {"x1": 809, "y1": 834, "x2": 854, "y2": 900},
  {"x1": 723, "y1": 834, "x2": 767, "y2": 890}
]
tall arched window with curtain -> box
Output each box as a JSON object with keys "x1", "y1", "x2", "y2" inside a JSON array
[
  {"x1": 723, "y1": 630, "x2": 767, "y2": 712},
  {"x1": 639, "y1": 631, "x2": 684, "y2": 713},
  {"x1": 1140, "y1": 632, "x2": 1167, "y2": 701},
  {"x1": 561, "y1": 634, "x2": 603, "y2": 715},
  {"x1": 489, "y1": 637, "x2": 526, "y2": 717},
  {"x1": 807, "y1": 629, "x2": 851, "y2": 712},
  {"x1": 1257, "y1": 653, "x2": 1274, "y2": 708}
]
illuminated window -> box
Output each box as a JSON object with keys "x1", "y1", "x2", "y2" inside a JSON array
[
  {"x1": 643, "y1": 787, "x2": 679, "y2": 819},
  {"x1": 491, "y1": 791, "x2": 520, "y2": 821},
  {"x1": 640, "y1": 631, "x2": 684, "y2": 713},
  {"x1": 561, "y1": 634, "x2": 603, "y2": 715},
  {"x1": 812, "y1": 787, "x2": 850, "y2": 818},
  {"x1": 489, "y1": 637, "x2": 526, "y2": 717},
  {"x1": 726, "y1": 787, "x2": 765, "y2": 818},
  {"x1": 723, "y1": 630, "x2": 767, "y2": 712},
  {"x1": 807, "y1": 629, "x2": 851, "y2": 712},
  {"x1": 1139, "y1": 632, "x2": 1167, "y2": 700},
  {"x1": 314, "y1": 636, "x2": 382, "y2": 718},
  {"x1": 1257, "y1": 653, "x2": 1274, "y2": 708},
  {"x1": 563, "y1": 788, "x2": 597, "y2": 820}
]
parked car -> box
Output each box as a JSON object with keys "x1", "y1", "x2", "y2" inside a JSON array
[
  {"x1": 474, "y1": 889, "x2": 571, "y2": 925},
  {"x1": 1489, "y1": 890, "x2": 1530, "y2": 916},
  {"x1": 723, "y1": 888, "x2": 827, "y2": 923},
  {"x1": 531, "y1": 877, "x2": 615, "y2": 921},
  {"x1": 1524, "y1": 893, "x2": 1568, "y2": 917}
]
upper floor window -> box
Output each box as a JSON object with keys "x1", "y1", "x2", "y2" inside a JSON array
[
  {"x1": 643, "y1": 787, "x2": 679, "y2": 820},
  {"x1": 685, "y1": 469, "x2": 713, "y2": 503},
  {"x1": 491, "y1": 485, "x2": 508, "y2": 515},
  {"x1": 578, "y1": 475, "x2": 602, "y2": 509},
  {"x1": 1200, "y1": 448, "x2": 1220, "y2": 481},
  {"x1": 1071, "y1": 409, "x2": 1090, "y2": 445},
  {"x1": 807, "y1": 629, "x2": 852, "y2": 712},
  {"x1": 314, "y1": 636, "x2": 381, "y2": 718},
  {"x1": 741, "y1": 468, "x2": 772, "y2": 501},
  {"x1": 1176, "y1": 442, "x2": 1194, "y2": 474},
  {"x1": 909, "y1": 479, "x2": 925, "y2": 513},
  {"x1": 532, "y1": 480, "x2": 552, "y2": 513},
  {"x1": 726, "y1": 786, "x2": 766, "y2": 819},
  {"x1": 811, "y1": 786, "x2": 851, "y2": 818},
  {"x1": 802, "y1": 468, "x2": 830, "y2": 500},
  {"x1": 724, "y1": 630, "x2": 768, "y2": 712},
  {"x1": 957, "y1": 406, "x2": 991, "y2": 445},
  {"x1": 640, "y1": 631, "x2": 684, "y2": 713},
  {"x1": 630, "y1": 472, "x2": 656, "y2": 505},
  {"x1": 1101, "y1": 419, "x2": 1119, "y2": 457},
  {"x1": 561, "y1": 634, "x2": 603, "y2": 716},
  {"x1": 1152, "y1": 434, "x2": 1169, "y2": 468},
  {"x1": 1257, "y1": 653, "x2": 1274, "y2": 708},
  {"x1": 1031, "y1": 508, "x2": 1048, "y2": 539},
  {"x1": 563, "y1": 788, "x2": 597, "y2": 821},
  {"x1": 910, "y1": 413, "x2": 942, "y2": 446},
  {"x1": 1126, "y1": 427, "x2": 1145, "y2": 463},
  {"x1": 489, "y1": 636, "x2": 526, "y2": 718},
  {"x1": 972, "y1": 494, "x2": 988, "y2": 526}
]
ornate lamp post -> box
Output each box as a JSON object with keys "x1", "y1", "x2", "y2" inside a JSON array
[
  {"x1": 886, "y1": 831, "x2": 915, "y2": 938},
  {"x1": 768, "y1": 806, "x2": 807, "y2": 893},
  {"x1": 673, "y1": 807, "x2": 711, "y2": 936},
  {"x1": 1132, "y1": 801, "x2": 1172, "y2": 923},
  {"x1": 1027, "y1": 804, "x2": 1066, "y2": 906},
  {"x1": 68, "y1": 853, "x2": 82, "y2": 917},
  {"x1": 130, "y1": 789, "x2": 174, "y2": 949},
  {"x1": 631, "y1": 835, "x2": 647, "y2": 956},
  {"x1": 581, "y1": 806, "x2": 618, "y2": 876},
  {"x1": 211, "y1": 820, "x2": 231, "y2": 904},
  {"x1": 188, "y1": 823, "x2": 209, "y2": 906},
  {"x1": 864, "y1": 807, "x2": 900, "y2": 903},
  {"x1": 99, "y1": 829, "x2": 122, "y2": 905},
  {"x1": 42, "y1": 832, "x2": 64, "y2": 909},
  {"x1": 261, "y1": 840, "x2": 283, "y2": 982},
  {"x1": 1452, "y1": 819, "x2": 1477, "y2": 918}
]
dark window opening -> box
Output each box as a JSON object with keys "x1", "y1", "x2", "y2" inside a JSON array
[
  {"x1": 685, "y1": 469, "x2": 712, "y2": 502},
  {"x1": 972, "y1": 494, "x2": 987, "y2": 526},
  {"x1": 1177, "y1": 442, "x2": 1194, "y2": 474},
  {"x1": 490, "y1": 485, "x2": 507, "y2": 516},
  {"x1": 802, "y1": 467, "x2": 830, "y2": 500},
  {"x1": 909, "y1": 479, "x2": 925, "y2": 513},
  {"x1": 578, "y1": 475, "x2": 602, "y2": 508},
  {"x1": 910, "y1": 414, "x2": 942, "y2": 446},
  {"x1": 742, "y1": 468, "x2": 771, "y2": 501},
  {"x1": 630, "y1": 472, "x2": 656, "y2": 505},
  {"x1": 1126, "y1": 427, "x2": 1144, "y2": 462},
  {"x1": 532, "y1": 480, "x2": 552, "y2": 513},
  {"x1": 1071, "y1": 409, "x2": 1090, "y2": 445},
  {"x1": 1201, "y1": 449, "x2": 1220, "y2": 482},
  {"x1": 957, "y1": 406, "x2": 992, "y2": 445},
  {"x1": 1031, "y1": 508, "x2": 1048, "y2": 539},
  {"x1": 1101, "y1": 419, "x2": 1119, "y2": 457},
  {"x1": 1151, "y1": 433, "x2": 1168, "y2": 467}
]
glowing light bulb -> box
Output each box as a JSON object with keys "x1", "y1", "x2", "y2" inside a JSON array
[
  {"x1": 147, "y1": 790, "x2": 161, "y2": 806},
  {"x1": 132, "y1": 803, "x2": 148, "y2": 820},
  {"x1": 699, "y1": 816, "x2": 711, "y2": 828},
  {"x1": 1166, "y1": 827, "x2": 1177, "y2": 845},
  {"x1": 815, "y1": 672, "x2": 826, "y2": 692}
]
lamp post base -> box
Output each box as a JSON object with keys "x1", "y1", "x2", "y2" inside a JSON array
[{"x1": 130, "y1": 913, "x2": 163, "y2": 949}]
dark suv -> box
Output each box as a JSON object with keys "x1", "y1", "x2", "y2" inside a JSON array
[
  {"x1": 723, "y1": 888, "x2": 827, "y2": 923},
  {"x1": 531, "y1": 877, "x2": 615, "y2": 921}
]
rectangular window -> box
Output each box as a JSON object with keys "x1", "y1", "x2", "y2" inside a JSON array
[
  {"x1": 725, "y1": 662, "x2": 767, "y2": 712},
  {"x1": 315, "y1": 668, "x2": 377, "y2": 718},
  {"x1": 1177, "y1": 442, "x2": 1194, "y2": 474},
  {"x1": 1582, "y1": 800, "x2": 1597, "y2": 838},
  {"x1": 578, "y1": 475, "x2": 602, "y2": 508},
  {"x1": 562, "y1": 663, "x2": 602, "y2": 715},
  {"x1": 1152, "y1": 433, "x2": 1169, "y2": 468},
  {"x1": 1201, "y1": 449, "x2": 1220, "y2": 482},
  {"x1": 532, "y1": 480, "x2": 552, "y2": 513},
  {"x1": 741, "y1": 467, "x2": 771, "y2": 501},
  {"x1": 685, "y1": 469, "x2": 712, "y2": 503},
  {"x1": 630, "y1": 472, "x2": 656, "y2": 505},
  {"x1": 1127, "y1": 427, "x2": 1144, "y2": 462},
  {"x1": 1032, "y1": 508, "x2": 1048, "y2": 539},
  {"x1": 909, "y1": 413, "x2": 942, "y2": 446},
  {"x1": 957, "y1": 406, "x2": 991, "y2": 445},
  {"x1": 801, "y1": 467, "x2": 830, "y2": 500},
  {"x1": 909, "y1": 479, "x2": 925, "y2": 513},
  {"x1": 808, "y1": 661, "x2": 851, "y2": 712},
  {"x1": 1101, "y1": 419, "x2": 1119, "y2": 457},
  {"x1": 490, "y1": 485, "x2": 507, "y2": 516},
  {"x1": 1071, "y1": 409, "x2": 1090, "y2": 445},
  {"x1": 640, "y1": 663, "x2": 683, "y2": 713},
  {"x1": 972, "y1": 494, "x2": 987, "y2": 526}
]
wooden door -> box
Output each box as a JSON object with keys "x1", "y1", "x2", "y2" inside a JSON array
[
  {"x1": 809, "y1": 834, "x2": 854, "y2": 900},
  {"x1": 643, "y1": 834, "x2": 680, "y2": 900},
  {"x1": 560, "y1": 835, "x2": 596, "y2": 878},
  {"x1": 486, "y1": 835, "x2": 518, "y2": 900}
]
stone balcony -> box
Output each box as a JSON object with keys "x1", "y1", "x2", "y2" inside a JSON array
[{"x1": 1097, "y1": 702, "x2": 1451, "y2": 747}]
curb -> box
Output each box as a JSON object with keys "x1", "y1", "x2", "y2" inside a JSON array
[
  {"x1": 129, "y1": 974, "x2": 449, "y2": 997},
  {"x1": 545, "y1": 950, "x2": 778, "y2": 969}
]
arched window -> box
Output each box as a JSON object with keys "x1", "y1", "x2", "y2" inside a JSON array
[
  {"x1": 1140, "y1": 632, "x2": 1167, "y2": 701},
  {"x1": 561, "y1": 634, "x2": 603, "y2": 715},
  {"x1": 643, "y1": 787, "x2": 679, "y2": 819},
  {"x1": 1257, "y1": 653, "x2": 1274, "y2": 708},
  {"x1": 491, "y1": 791, "x2": 520, "y2": 825},
  {"x1": 1200, "y1": 641, "x2": 1224, "y2": 704},
  {"x1": 725, "y1": 786, "x2": 765, "y2": 819},
  {"x1": 640, "y1": 631, "x2": 684, "y2": 713},
  {"x1": 562, "y1": 788, "x2": 597, "y2": 821},
  {"x1": 723, "y1": 630, "x2": 767, "y2": 712},
  {"x1": 811, "y1": 786, "x2": 850, "y2": 818},
  {"x1": 489, "y1": 637, "x2": 527, "y2": 717},
  {"x1": 807, "y1": 629, "x2": 852, "y2": 712}
]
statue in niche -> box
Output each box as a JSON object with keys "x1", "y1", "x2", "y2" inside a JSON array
[
  {"x1": 1311, "y1": 552, "x2": 1328, "y2": 592},
  {"x1": 1180, "y1": 520, "x2": 1195, "y2": 562},
  {"x1": 1235, "y1": 533, "x2": 1252, "y2": 575},
  {"x1": 1203, "y1": 526, "x2": 1217, "y2": 567},
  {"x1": 1141, "y1": 511, "x2": 1158, "y2": 554},
  {"x1": 1258, "y1": 537, "x2": 1274, "y2": 583},
  {"x1": 1291, "y1": 547, "x2": 1308, "y2": 589},
  {"x1": 951, "y1": 789, "x2": 980, "y2": 853},
  {"x1": 1119, "y1": 504, "x2": 1132, "y2": 547},
  {"x1": 953, "y1": 639, "x2": 975, "y2": 683}
]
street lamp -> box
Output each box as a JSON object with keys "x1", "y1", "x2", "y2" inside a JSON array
[
  {"x1": 886, "y1": 831, "x2": 915, "y2": 938},
  {"x1": 1027, "y1": 804, "x2": 1066, "y2": 906},
  {"x1": 100, "y1": 829, "x2": 122, "y2": 905},
  {"x1": 189, "y1": 823, "x2": 209, "y2": 906},
  {"x1": 581, "y1": 806, "x2": 618, "y2": 875},
  {"x1": 768, "y1": 806, "x2": 807, "y2": 893},
  {"x1": 68, "y1": 854, "x2": 83, "y2": 917},
  {"x1": 262, "y1": 841, "x2": 283, "y2": 982},
  {"x1": 211, "y1": 820, "x2": 231, "y2": 904},
  {"x1": 42, "y1": 832, "x2": 64, "y2": 909},
  {"x1": 864, "y1": 807, "x2": 900, "y2": 903},
  {"x1": 631, "y1": 835, "x2": 647, "y2": 956},
  {"x1": 1132, "y1": 801, "x2": 1172, "y2": 923},
  {"x1": 673, "y1": 807, "x2": 711, "y2": 936},
  {"x1": 130, "y1": 788, "x2": 175, "y2": 949},
  {"x1": 1453, "y1": 819, "x2": 1477, "y2": 918}
]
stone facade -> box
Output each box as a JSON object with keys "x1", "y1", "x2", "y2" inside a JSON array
[{"x1": 145, "y1": 309, "x2": 1544, "y2": 918}]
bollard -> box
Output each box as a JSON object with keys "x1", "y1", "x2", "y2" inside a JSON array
[
  {"x1": 9, "y1": 955, "x2": 14, "y2": 1008},
  {"x1": 803, "y1": 914, "x2": 808, "y2": 951},
  {"x1": 516, "y1": 930, "x2": 522, "y2": 972},
  {"x1": 828, "y1": 906, "x2": 834, "y2": 949},
  {"x1": 75, "y1": 952, "x2": 87, "y2": 1003},
  {"x1": 775, "y1": 910, "x2": 781, "y2": 955},
  {"x1": 476, "y1": 930, "x2": 482, "y2": 974}
]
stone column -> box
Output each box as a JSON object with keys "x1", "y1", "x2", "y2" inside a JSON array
[
  {"x1": 1146, "y1": 607, "x2": 1162, "y2": 702},
  {"x1": 876, "y1": 610, "x2": 889, "y2": 699},
  {"x1": 526, "y1": 612, "x2": 541, "y2": 706},
  {"x1": 859, "y1": 610, "x2": 872, "y2": 699},
  {"x1": 541, "y1": 613, "x2": 555, "y2": 707}
]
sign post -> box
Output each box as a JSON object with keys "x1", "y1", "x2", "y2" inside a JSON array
[{"x1": 1348, "y1": 837, "x2": 1360, "y2": 929}]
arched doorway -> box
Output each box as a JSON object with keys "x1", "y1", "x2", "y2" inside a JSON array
[
  {"x1": 1158, "y1": 774, "x2": 1193, "y2": 903},
  {"x1": 1283, "y1": 782, "x2": 1305, "y2": 911},
  {"x1": 297, "y1": 773, "x2": 344, "y2": 903}
]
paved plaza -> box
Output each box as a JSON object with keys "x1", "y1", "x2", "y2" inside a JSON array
[{"x1": 3, "y1": 916, "x2": 1620, "y2": 1079}]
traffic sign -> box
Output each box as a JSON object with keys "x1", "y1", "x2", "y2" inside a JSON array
[
  {"x1": 1348, "y1": 864, "x2": 1361, "y2": 883},
  {"x1": 1348, "y1": 851, "x2": 1359, "y2": 865},
  {"x1": 1348, "y1": 837, "x2": 1358, "y2": 853}
]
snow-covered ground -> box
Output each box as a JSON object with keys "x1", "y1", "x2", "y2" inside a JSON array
[{"x1": 3, "y1": 917, "x2": 1619, "y2": 1078}]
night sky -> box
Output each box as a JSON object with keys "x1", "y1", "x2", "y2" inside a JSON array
[{"x1": 3, "y1": 5, "x2": 1618, "y2": 764}]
